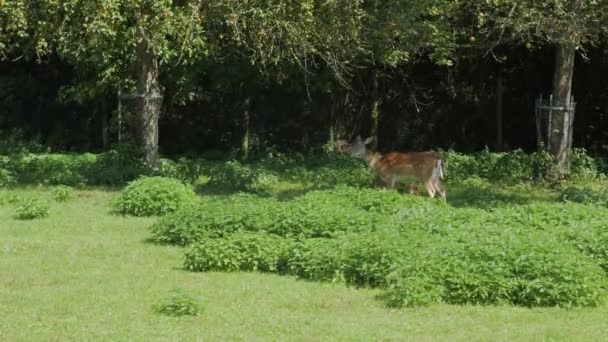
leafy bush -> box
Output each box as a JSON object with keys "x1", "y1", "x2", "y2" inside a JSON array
[
  {"x1": 294, "y1": 186, "x2": 434, "y2": 214},
  {"x1": 570, "y1": 148, "x2": 605, "y2": 181},
  {"x1": 206, "y1": 160, "x2": 279, "y2": 192},
  {"x1": 153, "y1": 289, "x2": 202, "y2": 317},
  {"x1": 84, "y1": 144, "x2": 148, "y2": 185},
  {"x1": 559, "y1": 186, "x2": 608, "y2": 206},
  {"x1": 6, "y1": 153, "x2": 89, "y2": 186},
  {"x1": 150, "y1": 194, "x2": 275, "y2": 245},
  {"x1": 443, "y1": 148, "x2": 567, "y2": 184},
  {"x1": 383, "y1": 227, "x2": 607, "y2": 308},
  {"x1": 184, "y1": 232, "x2": 291, "y2": 272},
  {"x1": 15, "y1": 198, "x2": 49, "y2": 219},
  {"x1": 2, "y1": 145, "x2": 147, "y2": 186},
  {"x1": 558, "y1": 223, "x2": 608, "y2": 273},
  {"x1": 52, "y1": 185, "x2": 73, "y2": 202},
  {"x1": 155, "y1": 157, "x2": 206, "y2": 184},
  {"x1": 151, "y1": 190, "x2": 380, "y2": 244},
  {"x1": 0, "y1": 129, "x2": 45, "y2": 154},
  {"x1": 112, "y1": 176, "x2": 197, "y2": 216},
  {"x1": 0, "y1": 167, "x2": 14, "y2": 187}
]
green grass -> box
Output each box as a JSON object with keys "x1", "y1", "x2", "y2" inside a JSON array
[{"x1": 1, "y1": 187, "x2": 608, "y2": 340}]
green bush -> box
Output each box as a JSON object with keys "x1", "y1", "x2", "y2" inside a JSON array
[
  {"x1": 150, "y1": 194, "x2": 275, "y2": 245},
  {"x1": 286, "y1": 232, "x2": 411, "y2": 287},
  {"x1": 155, "y1": 157, "x2": 206, "y2": 184},
  {"x1": 442, "y1": 148, "x2": 567, "y2": 184},
  {"x1": 52, "y1": 185, "x2": 73, "y2": 202},
  {"x1": 206, "y1": 160, "x2": 279, "y2": 192},
  {"x1": 383, "y1": 227, "x2": 607, "y2": 308},
  {"x1": 184, "y1": 232, "x2": 291, "y2": 272},
  {"x1": 112, "y1": 176, "x2": 197, "y2": 216},
  {"x1": 570, "y1": 148, "x2": 605, "y2": 181},
  {"x1": 558, "y1": 223, "x2": 608, "y2": 273},
  {"x1": 0, "y1": 167, "x2": 14, "y2": 187},
  {"x1": 294, "y1": 186, "x2": 434, "y2": 214},
  {"x1": 151, "y1": 194, "x2": 378, "y2": 244},
  {"x1": 153, "y1": 289, "x2": 202, "y2": 317},
  {"x1": 559, "y1": 186, "x2": 608, "y2": 206},
  {"x1": 84, "y1": 144, "x2": 148, "y2": 185},
  {"x1": 15, "y1": 197, "x2": 49, "y2": 219}
]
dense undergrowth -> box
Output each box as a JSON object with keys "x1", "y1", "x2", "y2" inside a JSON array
[{"x1": 3, "y1": 139, "x2": 608, "y2": 308}]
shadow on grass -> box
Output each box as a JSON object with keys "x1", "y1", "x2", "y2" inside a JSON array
[{"x1": 445, "y1": 184, "x2": 559, "y2": 209}]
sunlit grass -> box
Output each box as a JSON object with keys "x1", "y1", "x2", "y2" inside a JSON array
[{"x1": 1, "y1": 186, "x2": 608, "y2": 340}]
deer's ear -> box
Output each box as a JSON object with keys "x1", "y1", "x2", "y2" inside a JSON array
[{"x1": 363, "y1": 136, "x2": 374, "y2": 145}]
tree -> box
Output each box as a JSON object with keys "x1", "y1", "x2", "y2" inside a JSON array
[
  {"x1": 56, "y1": 0, "x2": 206, "y2": 166},
  {"x1": 355, "y1": 0, "x2": 455, "y2": 148},
  {"x1": 451, "y1": 0, "x2": 608, "y2": 174}
]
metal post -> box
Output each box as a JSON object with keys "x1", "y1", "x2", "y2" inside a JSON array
[
  {"x1": 117, "y1": 81, "x2": 122, "y2": 145},
  {"x1": 547, "y1": 94, "x2": 553, "y2": 151},
  {"x1": 535, "y1": 95, "x2": 542, "y2": 147}
]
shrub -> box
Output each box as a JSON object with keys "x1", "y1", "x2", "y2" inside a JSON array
[
  {"x1": 154, "y1": 157, "x2": 207, "y2": 184},
  {"x1": 151, "y1": 189, "x2": 383, "y2": 245},
  {"x1": 570, "y1": 148, "x2": 605, "y2": 181},
  {"x1": 150, "y1": 194, "x2": 274, "y2": 245},
  {"x1": 153, "y1": 289, "x2": 202, "y2": 316},
  {"x1": 0, "y1": 167, "x2": 14, "y2": 187},
  {"x1": 286, "y1": 232, "x2": 412, "y2": 287},
  {"x1": 15, "y1": 198, "x2": 49, "y2": 219},
  {"x1": 112, "y1": 176, "x2": 197, "y2": 216},
  {"x1": 84, "y1": 144, "x2": 148, "y2": 185},
  {"x1": 383, "y1": 227, "x2": 607, "y2": 308},
  {"x1": 559, "y1": 186, "x2": 608, "y2": 206},
  {"x1": 206, "y1": 160, "x2": 279, "y2": 192},
  {"x1": 7, "y1": 153, "x2": 89, "y2": 186},
  {"x1": 52, "y1": 185, "x2": 73, "y2": 202},
  {"x1": 294, "y1": 186, "x2": 434, "y2": 215},
  {"x1": 558, "y1": 224, "x2": 608, "y2": 273},
  {"x1": 442, "y1": 148, "x2": 562, "y2": 184},
  {"x1": 184, "y1": 232, "x2": 291, "y2": 272}
]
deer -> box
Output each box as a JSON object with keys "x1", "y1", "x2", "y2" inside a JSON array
[{"x1": 346, "y1": 136, "x2": 446, "y2": 202}]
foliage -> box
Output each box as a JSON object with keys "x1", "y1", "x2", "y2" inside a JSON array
[
  {"x1": 184, "y1": 232, "x2": 291, "y2": 273},
  {"x1": 112, "y1": 176, "x2": 197, "y2": 217},
  {"x1": 0, "y1": 145, "x2": 146, "y2": 186},
  {"x1": 559, "y1": 186, "x2": 608, "y2": 206},
  {"x1": 153, "y1": 289, "x2": 202, "y2": 317},
  {"x1": 52, "y1": 185, "x2": 73, "y2": 202},
  {"x1": 206, "y1": 160, "x2": 279, "y2": 193},
  {"x1": 0, "y1": 167, "x2": 15, "y2": 188},
  {"x1": 173, "y1": 182, "x2": 608, "y2": 308},
  {"x1": 442, "y1": 148, "x2": 599, "y2": 184},
  {"x1": 15, "y1": 197, "x2": 49, "y2": 220},
  {"x1": 151, "y1": 188, "x2": 385, "y2": 245},
  {"x1": 150, "y1": 193, "x2": 275, "y2": 245}
]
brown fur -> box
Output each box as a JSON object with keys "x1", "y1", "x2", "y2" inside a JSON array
[{"x1": 348, "y1": 137, "x2": 446, "y2": 202}]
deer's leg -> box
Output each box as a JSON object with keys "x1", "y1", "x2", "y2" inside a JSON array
[
  {"x1": 388, "y1": 176, "x2": 396, "y2": 189},
  {"x1": 433, "y1": 179, "x2": 447, "y2": 203},
  {"x1": 425, "y1": 180, "x2": 436, "y2": 198}
]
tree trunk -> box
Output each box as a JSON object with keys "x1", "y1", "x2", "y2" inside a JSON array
[
  {"x1": 495, "y1": 68, "x2": 504, "y2": 151},
  {"x1": 549, "y1": 0, "x2": 581, "y2": 176},
  {"x1": 550, "y1": 44, "x2": 576, "y2": 176},
  {"x1": 326, "y1": 91, "x2": 338, "y2": 152},
  {"x1": 135, "y1": 26, "x2": 161, "y2": 167},
  {"x1": 240, "y1": 95, "x2": 251, "y2": 160},
  {"x1": 369, "y1": 67, "x2": 379, "y2": 149},
  {"x1": 100, "y1": 99, "x2": 109, "y2": 150}
]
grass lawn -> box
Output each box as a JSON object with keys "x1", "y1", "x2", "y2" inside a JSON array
[{"x1": 1, "y1": 187, "x2": 608, "y2": 341}]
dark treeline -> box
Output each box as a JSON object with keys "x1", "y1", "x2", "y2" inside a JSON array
[
  {"x1": 2, "y1": 0, "x2": 608, "y2": 174},
  {"x1": 2, "y1": 46, "x2": 607, "y2": 155}
]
